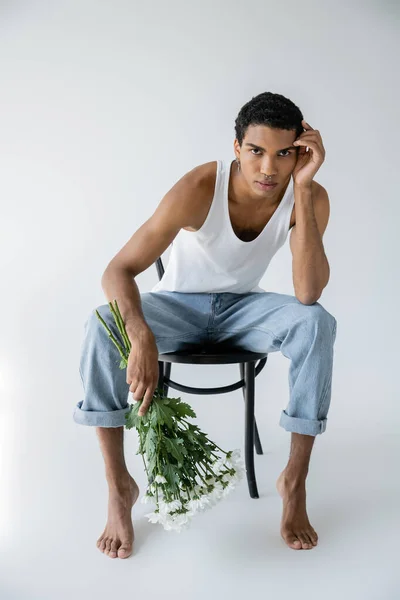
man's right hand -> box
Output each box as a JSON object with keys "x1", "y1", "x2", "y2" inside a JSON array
[{"x1": 126, "y1": 327, "x2": 160, "y2": 417}]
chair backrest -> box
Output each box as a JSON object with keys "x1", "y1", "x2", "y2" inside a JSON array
[{"x1": 155, "y1": 257, "x2": 164, "y2": 281}]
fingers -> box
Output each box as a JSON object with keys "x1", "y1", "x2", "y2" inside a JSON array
[
  {"x1": 294, "y1": 138, "x2": 324, "y2": 156},
  {"x1": 129, "y1": 380, "x2": 158, "y2": 417},
  {"x1": 138, "y1": 385, "x2": 156, "y2": 417}
]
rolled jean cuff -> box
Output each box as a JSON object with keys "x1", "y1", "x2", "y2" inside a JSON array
[
  {"x1": 279, "y1": 410, "x2": 327, "y2": 436},
  {"x1": 73, "y1": 401, "x2": 131, "y2": 427}
]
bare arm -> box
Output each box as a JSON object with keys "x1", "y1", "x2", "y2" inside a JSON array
[
  {"x1": 289, "y1": 182, "x2": 330, "y2": 304},
  {"x1": 100, "y1": 162, "x2": 214, "y2": 342},
  {"x1": 101, "y1": 268, "x2": 153, "y2": 342}
]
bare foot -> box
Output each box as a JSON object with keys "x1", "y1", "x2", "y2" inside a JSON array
[
  {"x1": 276, "y1": 470, "x2": 318, "y2": 550},
  {"x1": 96, "y1": 475, "x2": 140, "y2": 559}
]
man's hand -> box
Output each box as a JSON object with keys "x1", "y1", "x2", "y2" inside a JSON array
[
  {"x1": 126, "y1": 329, "x2": 159, "y2": 417},
  {"x1": 292, "y1": 119, "x2": 326, "y2": 188}
]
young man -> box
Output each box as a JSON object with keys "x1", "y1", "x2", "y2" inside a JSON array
[{"x1": 74, "y1": 91, "x2": 337, "y2": 558}]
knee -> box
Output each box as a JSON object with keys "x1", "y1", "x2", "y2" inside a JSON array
[
  {"x1": 299, "y1": 302, "x2": 337, "y2": 333},
  {"x1": 85, "y1": 304, "x2": 114, "y2": 331}
]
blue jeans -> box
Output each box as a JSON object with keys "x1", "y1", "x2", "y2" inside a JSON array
[{"x1": 73, "y1": 291, "x2": 337, "y2": 436}]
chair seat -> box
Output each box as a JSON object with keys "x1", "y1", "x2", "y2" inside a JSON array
[{"x1": 159, "y1": 344, "x2": 268, "y2": 364}]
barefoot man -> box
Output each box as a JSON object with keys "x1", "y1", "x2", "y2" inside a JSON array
[{"x1": 74, "y1": 91, "x2": 337, "y2": 557}]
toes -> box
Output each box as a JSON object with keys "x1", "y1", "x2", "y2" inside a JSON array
[
  {"x1": 109, "y1": 540, "x2": 119, "y2": 558},
  {"x1": 118, "y1": 543, "x2": 133, "y2": 559},
  {"x1": 286, "y1": 535, "x2": 302, "y2": 550},
  {"x1": 104, "y1": 538, "x2": 112, "y2": 555},
  {"x1": 299, "y1": 533, "x2": 313, "y2": 549},
  {"x1": 98, "y1": 538, "x2": 107, "y2": 552},
  {"x1": 309, "y1": 529, "x2": 318, "y2": 545}
]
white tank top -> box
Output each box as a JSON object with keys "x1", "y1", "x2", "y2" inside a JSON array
[{"x1": 151, "y1": 158, "x2": 295, "y2": 294}]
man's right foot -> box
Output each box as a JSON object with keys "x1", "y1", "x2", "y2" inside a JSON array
[{"x1": 96, "y1": 475, "x2": 140, "y2": 559}]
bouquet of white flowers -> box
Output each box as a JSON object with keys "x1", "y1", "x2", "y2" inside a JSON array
[{"x1": 96, "y1": 300, "x2": 246, "y2": 532}]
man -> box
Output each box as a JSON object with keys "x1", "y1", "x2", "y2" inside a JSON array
[{"x1": 74, "y1": 91, "x2": 337, "y2": 558}]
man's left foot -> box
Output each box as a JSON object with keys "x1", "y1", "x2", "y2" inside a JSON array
[{"x1": 276, "y1": 470, "x2": 318, "y2": 550}]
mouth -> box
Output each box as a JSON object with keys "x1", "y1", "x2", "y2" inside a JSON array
[{"x1": 256, "y1": 181, "x2": 278, "y2": 190}]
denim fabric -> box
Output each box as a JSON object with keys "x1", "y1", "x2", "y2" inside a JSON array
[{"x1": 73, "y1": 291, "x2": 337, "y2": 436}]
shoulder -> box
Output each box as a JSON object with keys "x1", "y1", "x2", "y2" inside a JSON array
[
  {"x1": 185, "y1": 160, "x2": 219, "y2": 214},
  {"x1": 155, "y1": 161, "x2": 218, "y2": 231},
  {"x1": 166, "y1": 160, "x2": 217, "y2": 205},
  {"x1": 189, "y1": 160, "x2": 218, "y2": 192}
]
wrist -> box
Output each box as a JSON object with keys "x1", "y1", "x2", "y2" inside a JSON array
[
  {"x1": 125, "y1": 320, "x2": 153, "y2": 342},
  {"x1": 294, "y1": 181, "x2": 312, "y2": 192},
  {"x1": 293, "y1": 183, "x2": 313, "y2": 202}
]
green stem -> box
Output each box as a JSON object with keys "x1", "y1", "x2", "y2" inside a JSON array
[
  {"x1": 138, "y1": 424, "x2": 150, "y2": 482},
  {"x1": 178, "y1": 418, "x2": 227, "y2": 455},
  {"x1": 198, "y1": 460, "x2": 214, "y2": 479},
  {"x1": 110, "y1": 300, "x2": 132, "y2": 352},
  {"x1": 95, "y1": 310, "x2": 128, "y2": 361}
]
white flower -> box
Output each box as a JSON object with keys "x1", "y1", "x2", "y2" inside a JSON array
[
  {"x1": 187, "y1": 494, "x2": 212, "y2": 515},
  {"x1": 208, "y1": 483, "x2": 224, "y2": 505},
  {"x1": 154, "y1": 474, "x2": 167, "y2": 484},
  {"x1": 230, "y1": 449, "x2": 242, "y2": 462},
  {"x1": 158, "y1": 499, "x2": 170, "y2": 514},
  {"x1": 159, "y1": 499, "x2": 183, "y2": 514},
  {"x1": 222, "y1": 480, "x2": 237, "y2": 498},
  {"x1": 212, "y1": 460, "x2": 225, "y2": 474},
  {"x1": 140, "y1": 494, "x2": 154, "y2": 505},
  {"x1": 145, "y1": 511, "x2": 164, "y2": 524},
  {"x1": 186, "y1": 498, "x2": 203, "y2": 516},
  {"x1": 159, "y1": 511, "x2": 191, "y2": 533},
  {"x1": 205, "y1": 475, "x2": 216, "y2": 484}
]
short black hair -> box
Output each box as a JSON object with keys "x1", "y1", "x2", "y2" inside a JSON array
[{"x1": 234, "y1": 91, "x2": 304, "y2": 146}]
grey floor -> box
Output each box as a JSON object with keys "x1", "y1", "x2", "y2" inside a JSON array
[{"x1": 1, "y1": 394, "x2": 398, "y2": 600}]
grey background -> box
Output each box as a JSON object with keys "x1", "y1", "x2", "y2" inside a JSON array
[{"x1": 0, "y1": 1, "x2": 398, "y2": 599}]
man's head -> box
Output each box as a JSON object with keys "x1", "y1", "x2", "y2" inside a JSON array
[{"x1": 234, "y1": 91, "x2": 304, "y2": 195}]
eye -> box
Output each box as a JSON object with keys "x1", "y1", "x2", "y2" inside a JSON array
[{"x1": 251, "y1": 148, "x2": 292, "y2": 157}]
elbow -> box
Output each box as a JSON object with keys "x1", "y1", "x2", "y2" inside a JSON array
[{"x1": 295, "y1": 289, "x2": 322, "y2": 305}]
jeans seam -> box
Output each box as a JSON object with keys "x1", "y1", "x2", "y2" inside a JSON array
[
  {"x1": 316, "y1": 369, "x2": 332, "y2": 420},
  {"x1": 316, "y1": 322, "x2": 336, "y2": 418},
  {"x1": 207, "y1": 294, "x2": 216, "y2": 329},
  {"x1": 156, "y1": 331, "x2": 205, "y2": 341},
  {"x1": 210, "y1": 326, "x2": 284, "y2": 344}
]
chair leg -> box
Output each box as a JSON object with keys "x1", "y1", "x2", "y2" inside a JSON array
[
  {"x1": 158, "y1": 360, "x2": 171, "y2": 397},
  {"x1": 243, "y1": 361, "x2": 259, "y2": 499},
  {"x1": 239, "y1": 364, "x2": 263, "y2": 455}
]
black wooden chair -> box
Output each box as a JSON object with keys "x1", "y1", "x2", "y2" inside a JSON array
[{"x1": 154, "y1": 257, "x2": 269, "y2": 499}]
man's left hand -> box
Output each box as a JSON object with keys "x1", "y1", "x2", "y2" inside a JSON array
[{"x1": 292, "y1": 119, "x2": 326, "y2": 189}]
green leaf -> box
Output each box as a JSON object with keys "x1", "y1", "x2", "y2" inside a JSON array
[
  {"x1": 162, "y1": 437, "x2": 184, "y2": 463},
  {"x1": 154, "y1": 402, "x2": 175, "y2": 429},
  {"x1": 163, "y1": 463, "x2": 180, "y2": 492},
  {"x1": 149, "y1": 408, "x2": 159, "y2": 428},
  {"x1": 124, "y1": 405, "x2": 137, "y2": 430},
  {"x1": 168, "y1": 398, "x2": 197, "y2": 419},
  {"x1": 147, "y1": 452, "x2": 158, "y2": 476},
  {"x1": 145, "y1": 427, "x2": 158, "y2": 459}
]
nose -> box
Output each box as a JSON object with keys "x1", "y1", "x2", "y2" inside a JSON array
[
  {"x1": 260, "y1": 169, "x2": 277, "y2": 178},
  {"x1": 260, "y1": 160, "x2": 277, "y2": 178}
]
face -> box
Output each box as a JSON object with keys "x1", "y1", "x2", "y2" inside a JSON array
[{"x1": 233, "y1": 124, "x2": 299, "y2": 196}]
